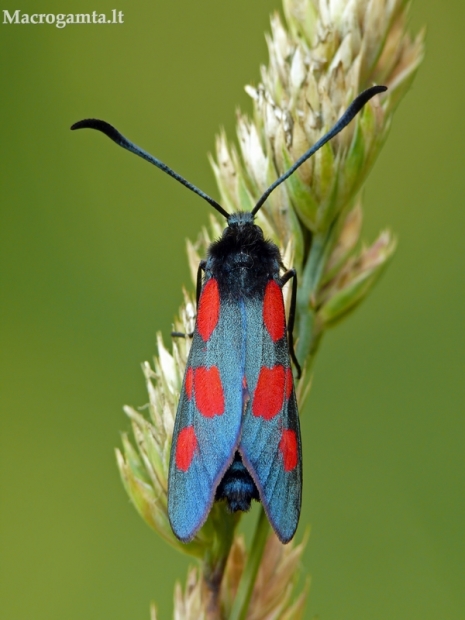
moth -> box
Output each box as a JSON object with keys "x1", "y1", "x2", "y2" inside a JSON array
[{"x1": 72, "y1": 84, "x2": 386, "y2": 543}]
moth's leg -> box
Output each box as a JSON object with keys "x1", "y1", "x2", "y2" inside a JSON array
[
  {"x1": 196, "y1": 260, "x2": 206, "y2": 307},
  {"x1": 171, "y1": 261, "x2": 206, "y2": 339},
  {"x1": 280, "y1": 269, "x2": 301, "y2": 379}
]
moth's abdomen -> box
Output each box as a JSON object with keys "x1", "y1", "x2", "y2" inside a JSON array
[{"x1": 215, "y1": 452, "x2": 259, "y2": 512}]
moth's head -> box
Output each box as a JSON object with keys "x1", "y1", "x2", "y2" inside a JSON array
[
  {"x1": 224, "y1": 211, "x2": 264, "y2": 240},
  {"x1": 227, "y1": 211, "x2": 254, "y2": 228}
]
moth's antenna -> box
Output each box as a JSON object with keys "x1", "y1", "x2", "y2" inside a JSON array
[
  {"x1": 71, "y1": 119, "x2": 230, "y2": 220},
  {"x1": 252, "y1": 85, "x2": 387, "y2": 216}
]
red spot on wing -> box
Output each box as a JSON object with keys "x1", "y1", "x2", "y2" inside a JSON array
[
  {"x1": 252, "y1": 366, "x2": 285, "y2": 420},
  {"x1": 175, "y1": 426, "x2": 198, "y2": 471},
  {"x1": 279, "y1": 429, "x2": 298, "y2": 472},
  {"x1": 197, "y1": 279, "x2": 220, "y2": 341},
  {"x1": 263, "y1": 281, "x2": 285, "y2": 342},
  {"x1": 194, "y1": 366, "x2": 225, "y2": 417},
  {"x1": 185, "y1": 367, "x2": 194, "y2": 400},
  {"x1": 285, "y1": 367, "x2": 293, "y2": 401}
]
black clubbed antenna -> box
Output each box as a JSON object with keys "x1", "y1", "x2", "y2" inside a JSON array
[
  {"x1": 252, "y1": 85, "x2": 387, "y2": 216},
  {"x1": 71, "y1": 119, "x2": 230, "y2": 220}
]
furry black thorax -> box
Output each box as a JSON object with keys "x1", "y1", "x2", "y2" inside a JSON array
[{"x1": 206, "y1": 212, "x2": 282, "y2": 300}]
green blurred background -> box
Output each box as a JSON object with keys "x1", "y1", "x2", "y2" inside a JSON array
[{"x1": 1, "y1": 1, "x2": 463, "y2": 618}]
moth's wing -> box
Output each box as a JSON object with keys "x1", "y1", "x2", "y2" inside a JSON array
[
  {"x1": 239, "y1": 281, "x2": 302, "y2": 543},
  {"x1": 168, "y1": 278, "x2": 243, "y2": 542}
]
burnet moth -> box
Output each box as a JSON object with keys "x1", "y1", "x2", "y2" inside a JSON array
[{"x1": 72, "y1": 84, "x2": 386, "y2": 543}]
